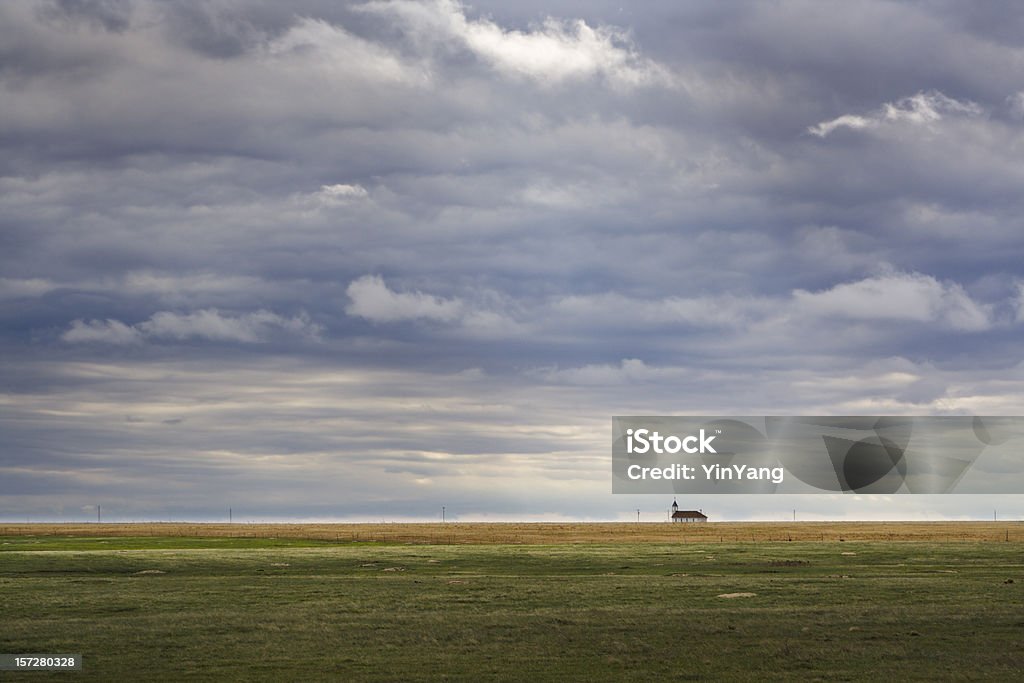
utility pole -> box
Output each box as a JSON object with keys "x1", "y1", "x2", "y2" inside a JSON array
[
  {"x1": 636, "y1": 508, "x2": 640, "y2": 523},
  {"x1": 442, "y1": 506, "x2": 445, "y2": 523},
  {"x1": 793, "y1": 509, "x2": 796, "y2": 522},
  {"x1": 97, "y1": 505, "x2": 101, "y2": 523},
  {"x1": 229, "y1": 508, "x2": 232, "y2": 523}
]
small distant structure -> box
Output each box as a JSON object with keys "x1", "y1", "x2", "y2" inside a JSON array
[{"x1": 670, "y1": 499, "x2": 707, "y2": 523}]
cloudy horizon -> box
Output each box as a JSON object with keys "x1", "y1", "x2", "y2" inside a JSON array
[{"x1": 3, "y1": 0, "x2": 1024, "y2": 523}]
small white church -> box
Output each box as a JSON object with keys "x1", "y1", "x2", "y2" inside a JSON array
[{"x1": 670, "y1": 499, "x2": 708, "y2": 523}]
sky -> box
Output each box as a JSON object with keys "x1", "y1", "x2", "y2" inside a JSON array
[{"x1": 2, "y1": 0, "x2": 1024, "y2": 522}]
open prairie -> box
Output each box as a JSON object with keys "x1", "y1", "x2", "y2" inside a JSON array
[
  {"x1": 2, "y1": 524, "x2": 1022, "y2": 681},
  {"x1": 1, "y1": 521, "x2": 1022, "y2": 544}
]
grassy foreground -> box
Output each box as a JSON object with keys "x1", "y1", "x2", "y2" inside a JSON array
[{"x1": 1, "y1": 525, "x2": 1022, "y2": 681}]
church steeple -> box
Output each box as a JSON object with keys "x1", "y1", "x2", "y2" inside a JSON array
[{"x1": 671, "y1": 499, "x2": 679, "y2": 513}]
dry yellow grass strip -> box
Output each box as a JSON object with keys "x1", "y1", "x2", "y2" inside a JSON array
[{"x1": 0, "y1": 521, "x2": 1021, "y2": 544}]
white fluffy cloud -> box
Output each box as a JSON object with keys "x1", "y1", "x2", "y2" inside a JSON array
[
  {"x1": 881, "y1": 91, "x2": 982, "y2": 124},
  {"x1": 808, "y1": 90, "x2": 983, "y2": 137},
  {"x1": 359, "y1": 0, "x2": 672, "y2": 87},
  {"x1": 318, "y1": 183, "x2": 368, "y2": 200},
  {"x1": 63, "y1": 319, "x2": 144, "y2": 345},
  {"x1": 346, "y1": 275, "x2": 463, "y2": 322},
  {"x1": 345, "y1": 276, "x2": 758, "y2": 332},
  {"x1": 139, "y1": 309, "x2": 321, "y2": 342},
  {"x1": 793, "y1": 271, "x2": 992, "y2": 331},
  {"x1": 345, "y1": 275, "x2": 528, "y2": 338},
  {"x1": 347, "y1": 270, "x2": 1001, "y2": 339},
  {"x1": 63, "y1": 309, "x2": 322, "y2": 344},
  {"x1": 293, "y1": 183, "x2": 371, "y2": 210},
  {"x1": 806, "y1": 114, "x2": 872, "y2": 138}
]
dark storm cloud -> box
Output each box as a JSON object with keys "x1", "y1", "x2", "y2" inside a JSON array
[{"x1": 2, "y1": 0, "x2": 1024, "y2": 521}]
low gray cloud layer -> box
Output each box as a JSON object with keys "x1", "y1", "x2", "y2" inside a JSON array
[{"x1": 2, "y1": 0, "x2": 1024, "y2": 521}]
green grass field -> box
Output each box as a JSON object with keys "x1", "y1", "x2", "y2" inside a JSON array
[{"x1": 2, "y1": 529, "x2": 1022, "y2": 681}]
